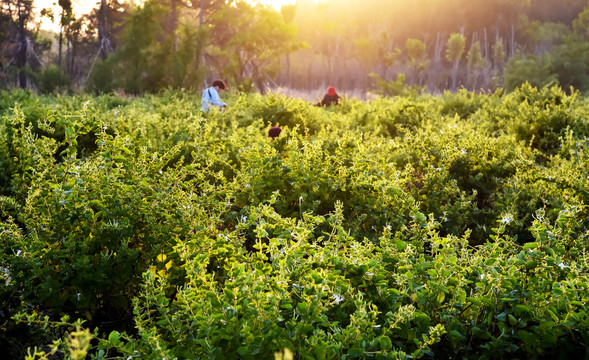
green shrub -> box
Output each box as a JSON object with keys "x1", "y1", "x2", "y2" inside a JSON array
[
  {"x1": 0, "y1": 89, "x2": 587, "y2": 359},
  {"x1": 29, "y1": 65, "x2": 71, "y2": 94}
]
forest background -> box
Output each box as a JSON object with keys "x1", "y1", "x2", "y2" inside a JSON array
[{"x1": 2, "y1": 0, "x2": 589, "y2": 97}]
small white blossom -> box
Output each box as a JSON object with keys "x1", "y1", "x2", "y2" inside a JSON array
[{"x1": 333, "y1": 294, "x2": 344, "y2": 304}]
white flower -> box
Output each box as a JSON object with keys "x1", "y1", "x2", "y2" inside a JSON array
[
  {"x1": 461, "y1": 149, "x2": 467, "y2": 155},
  {"x1": 501, "y1": 217, "x2": 512, "y2": 225},
  {"x1": 333, "y1": 294, "x2": 344, "y2": 304},
  {"x1": 558, "y1": 262, "x2": 567, "y2": 270}
]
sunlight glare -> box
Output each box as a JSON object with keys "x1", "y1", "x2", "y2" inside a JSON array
[
  {"x1": 253, "y1": 0, "x2": 297, "y2": 10},
  {"x1": 36, "y1": 0, "x2": 309, "y2": 32}
]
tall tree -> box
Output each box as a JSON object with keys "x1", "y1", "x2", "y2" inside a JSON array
[
  {"x1": 58, "y1": 0, "x2": 73, "y2": 68},
  {"x1": 15, "y1": 0, "x2": 34, "y2": 88},
  {"x1": 466, "y1": 40, "x2": 487, "y2": 89},
  {"x1": 210, "y1": 1, "x2": 305, "y2": 93},
  {"x1": 406, "y1": 38, "x2": 429, "y2": 86},
  {"x1": 446, "y1": 32, "x2": 466, "y2": 90}
]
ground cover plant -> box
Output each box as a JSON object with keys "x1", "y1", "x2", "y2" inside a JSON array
[{"x1": 0, "y1": 84, "x2": 587, "y2": 359}]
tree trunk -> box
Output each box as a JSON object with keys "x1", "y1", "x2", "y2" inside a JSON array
[
  {"x1": 285, "y1": 54, "x2": 290, "y2": 85},
  {"x1": 17, "y1": 0, "x2": 27, "y2": 88},
  {"x1": 70, "y1": 39, "x2": 76, "y2": 81},
  {"x1": 59, "y1": 27, "x2": 63, "y2": 67},
  {"x1": 98, "y1": 0, "x2": 109, "y2": 60},
  {"x1": 451, "y1": 61, "x2": 459, "y2": 90},
  {"x1": 250, "y1": 60, "x2": 266, "y2": 95},
  {"x1": 170, "y1": 0, "x2": 177, "y2": 51}
]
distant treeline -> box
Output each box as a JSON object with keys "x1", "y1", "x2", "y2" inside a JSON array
[{"x1": 1, "y1": 0, "x2": 589, "y2": 95}]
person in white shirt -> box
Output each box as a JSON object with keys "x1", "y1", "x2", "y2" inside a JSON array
[{"x1": 201, "y1": 79, "x2": 227, "y2": 112}]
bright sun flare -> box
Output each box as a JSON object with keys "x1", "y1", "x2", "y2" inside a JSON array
[
  {"x1": 255, "y1": 0, "x2": 297, "y2": 9},
  {"x1": 36, "y1": 0, "x2": 299, "y2": 32}
]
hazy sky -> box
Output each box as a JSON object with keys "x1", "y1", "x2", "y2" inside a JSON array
[{"x1": 35, "y1": 0, "x2": 299, "y2": 31}]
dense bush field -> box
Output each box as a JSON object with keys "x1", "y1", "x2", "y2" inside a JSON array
[{"x1": 0, "y1": 85, "x2": 588, "y2": 359}]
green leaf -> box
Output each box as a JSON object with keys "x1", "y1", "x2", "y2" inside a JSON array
[
  {"x1": 108, "y1": 331, "x2": 121, "y2": 346},
  {"x1": 379, "y1": 336, "x2": 393, "y2": 351},
  {"x1": 395, "y1": 240, "x2": 407, "y2": 251},
  {"x1": 547, "y1": 309, "x2": 559, "y2": 323},
  {"x1": 237, "y1": 346, "x2": 250, "y2": 356},
  {"x1": 437, "y1": 291, "x2": 445, "y2": 304},
  {"x1": 113, "y1": 155, "x2": 126, "y2": 163},
  {"x1": 225, "y1": 288, "x2": 235, "y2": 300},
  {"x1": 348, "y1": 348, "x2": 364, "y2": 357}
]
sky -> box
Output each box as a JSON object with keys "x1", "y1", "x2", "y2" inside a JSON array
[{"x1": 35, "y1": 0, "x2": 299, "y2": 31}]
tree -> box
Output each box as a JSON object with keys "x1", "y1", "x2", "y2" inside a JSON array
[
  {"x1": 98, "y1": 0, "x2": 167, "y2": 93},
  {"x1": 503, "y1": 53, "x2": 557, "y2": 91},
  {"x1": 353, "y1": 37, "x2": 379, "y2": 92},
  {"x1": 491, "y1": 37, "x2": 506, "y2": 88},
  {"x1": 446, "y1": 32, "x2": 466, "y2": 90},
  {"x1": 210, "y1": 1, "x2": 305, "y2": 94},
  {"x1": 13, "y1": 0, "x2": 35, "y2": 88},
  {"x1": 57, "y1": 0, "x2": 73, "y2": 68},
  {"x1": 549, "y1": 39, "x2": 589, "y2": 92},
  {"x1": 466, "y1": 40, "x2": 488, "y2": 89},
  {"x1": 405, "y1": 38, "x2": 429, "y2": 86},
  {"x1": 573, "y1": 4, "x2": 589, "y2": 40}
]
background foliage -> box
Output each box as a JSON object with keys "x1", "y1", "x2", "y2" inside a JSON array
[{"x1": 4, "y1": 0, "x2": 589, "y2": 96}]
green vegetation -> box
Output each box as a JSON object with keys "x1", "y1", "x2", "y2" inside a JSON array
[{"x1": 0, "y1": 85, "x2": 588, "y2": 359}]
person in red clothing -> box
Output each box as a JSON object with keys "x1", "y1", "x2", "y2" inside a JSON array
[{"x1": 315, "y1": 86, "x2": 342, "y2": 107}]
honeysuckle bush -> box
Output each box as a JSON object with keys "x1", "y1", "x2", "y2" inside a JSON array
[{"x1": 0, "y1": 84, "x2": 587, "y2": 359}]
